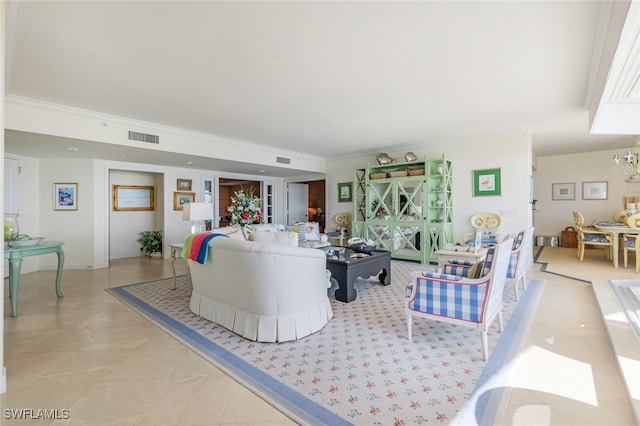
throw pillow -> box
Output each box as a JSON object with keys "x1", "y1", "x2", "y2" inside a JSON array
[
  {"x1": 295, "y1": 222, "x2": 308, "y2": 243},
  {"x1": 468, "y1": 261, "x2": 483, "y2": 279}
]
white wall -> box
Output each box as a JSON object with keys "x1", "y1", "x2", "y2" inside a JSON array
[
  {"x1": 533, "y1": 148, "x2": 631, "y2": 239},
  {"x1": 39, "y1": 158, "x2": 94, "y2": 269},
  {"x1": 109, "y1": 170, "x2": 162, "y2": 259},
  {"x1": 325, "y1": 131, "x2": 533, "y2": 241},
  {"x1": 5, "y1": 154, "x2": 40, "y2": 274}
]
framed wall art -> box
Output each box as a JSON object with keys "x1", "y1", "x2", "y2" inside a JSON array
[
  {"x1": 54, "y1": 182, "x2": 78, "y2": 211},
  {"x1": 472, "y1": 168, "x2": 501, "y2": 197},
  {"x1": 173, "y1": 191, "x2": 195, "y2": 210},
  {"x1": 582, "y1": 181, "x2": 608, "y2": 200},
  {"x1": 177, "y1": 178, "x2": 192, "y2": 191},
  {"x1": 337, "y1": 182, "x2": 352, "y2": 202},
  {"x1": 113, "y1": 185, "x2": 155, "y2": 211},
  {"x1": 551, "y1": 182, "x2": 575, "y2": 200}
]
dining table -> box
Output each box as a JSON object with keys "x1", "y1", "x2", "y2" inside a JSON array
[{"x1": 593, "y1": 222, "x2": 640, "y2": 268}]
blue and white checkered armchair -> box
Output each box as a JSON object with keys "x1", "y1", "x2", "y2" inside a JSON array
[
  {"x1": 506, "y1": 227, "x2": 534, "y2": 301},
  {"x1": 405, "y1": 238, "x2": 513, "y2": 360}
]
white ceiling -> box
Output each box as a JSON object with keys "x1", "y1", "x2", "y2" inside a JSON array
[{"x1": 4, "y1": 1, "x2": 640, "y2": 174}]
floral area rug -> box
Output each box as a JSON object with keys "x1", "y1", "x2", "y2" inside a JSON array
[{"x1": 107, "y1": 261, "x2": 542, "y2": 425}]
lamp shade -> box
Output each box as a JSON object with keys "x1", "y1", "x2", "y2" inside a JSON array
[{"x1": 186, "y1": 202, "x2": 213, "y2": 221}]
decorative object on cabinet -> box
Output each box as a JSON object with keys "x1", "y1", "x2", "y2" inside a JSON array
[
  {"x1": 113, "y1": 185, "x2": 154, "y2": 211},
  {"x1": 352, "y1": 155, "x2": 452, "y2": 264},
  {"x1": 404, "y1": 151, "x2": 417, "y2": 162},
  {"x1": 173, "y1": 191, "x2": 195, "y2": 211},
  {"x1": 582, "y1": 181, "x2": 608, "y2": 200},
  {"x1": 552, "y1": 182, "x2": 575, "y2": 200},
  {"x1": 472, "y1": 168, "x2": 501, "y2": 197},
  {"x1": 337, "y1": 182, "x2": 353, "y2": 202},
  {"x1": 54, "y1": 182, "x2": 79, "y2": 211},
  {"x1": 375, "y1": 152, "x2": 394, "y2": 165},
  {"x1": 177, "y1": 178, "x2": 192, "y2": 191}
]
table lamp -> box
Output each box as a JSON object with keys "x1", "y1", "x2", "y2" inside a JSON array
[{"x1": 183, "y1": 202, "x2": 214, "y2": 234}]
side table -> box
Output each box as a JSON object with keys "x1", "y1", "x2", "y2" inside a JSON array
[
  {"x1": 4, "y1": 241, "x2": 65, "y2": 317},
  {"x1": 169, "y1": 243, "x2": 192, "y2": 291},
  {"x1": 434, "y1": 247, "x2": 488, "y2": 269}
]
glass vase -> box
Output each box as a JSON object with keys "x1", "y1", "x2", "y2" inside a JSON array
[{"x1": 4, "y1": 213, "x2": 20, "y2": 246}]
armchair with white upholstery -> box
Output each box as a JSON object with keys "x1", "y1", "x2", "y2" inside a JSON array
[
  {"x1": 507, "y1": 227, "x2": 535, "y2": 301},
  {"x1": 405, "y1": 238, "x2": 513, "y2": 360}
]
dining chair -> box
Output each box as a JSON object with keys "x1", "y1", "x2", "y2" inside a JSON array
[
  {"x1": 405, "y1": 238, "x2": 513, "y2": 360},
  {"x1": 572, "y1": 211, "x2": 613, "y2": 261},
  {"x1": 622, "y1": 213, "x2": 640, "y2": 273}
]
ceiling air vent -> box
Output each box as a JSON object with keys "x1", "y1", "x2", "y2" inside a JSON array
[
  {"x1": 276, "y1": 156, "x2": 291, "y2": 164},
  {"x1": 128, "y1": 131, "x2": 159, "y2": 144}
]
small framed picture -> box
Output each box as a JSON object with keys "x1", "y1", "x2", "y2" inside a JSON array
[
  {"x1": 552, "y1": 182, "x2": 575, "y2": 200},
  {"x1": 472, "y1": 168, "x2": 501, "y2": 197},
  {"x1": 54, "y1": 183, "x2": 78, "y2": 211},
  {"x1": 173, "y1": 191, "x2": 195, "y2": 210},
  {"x1": 582, "y1": 181, "x2": 608, "y2": 200},
  {"x1": 177, "y1": 178, "x2": 192, "y2": 191},
  {"x1": 338, "y1": 182, "x2": 352, "y2": 202}
]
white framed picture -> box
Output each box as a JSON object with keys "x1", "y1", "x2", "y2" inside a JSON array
[
  {"x1": 551, "y1": 182, "x2": 575, "y2": 200},
  {"x1": 582, "y1": 181, "x2": 608, "y2": 200}
]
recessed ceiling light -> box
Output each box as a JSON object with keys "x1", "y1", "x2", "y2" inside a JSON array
[
  {"x1": 259, "y1": 169, "x2": 266, "y2": 173},
  {"x1": 66, "y1": 147, "x2": 78, "y2": 152},
  {"x1": 186, "y1": 161, "x2": 194, "y2": 165}
]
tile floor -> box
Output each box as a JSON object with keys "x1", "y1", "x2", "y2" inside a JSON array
[{"x1": 1, "y1": 247, "x2": 637, "y2": 425}]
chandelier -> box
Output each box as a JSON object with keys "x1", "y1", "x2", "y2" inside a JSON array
[{"x1": 612, "y1": 136, "x2": 640, "y2": 181}]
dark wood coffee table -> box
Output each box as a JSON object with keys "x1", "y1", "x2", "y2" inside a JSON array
[{"x1": 325, "y1": 248, "x2": 391, "y2": 303}]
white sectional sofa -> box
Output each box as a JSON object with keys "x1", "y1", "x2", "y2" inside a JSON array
[{"x1": 188, "y1": 234, "x2": 333, "y2": 342}]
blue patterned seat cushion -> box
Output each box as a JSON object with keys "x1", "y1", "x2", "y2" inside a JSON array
[
  {"x1": 582, "y1": 234, "x2": 609, "y2": 243},
  {"x1": 624, "y1": 240, "x2": 637, "y2": 248}
]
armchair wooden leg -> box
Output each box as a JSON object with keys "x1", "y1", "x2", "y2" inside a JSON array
[
  {"x1": 624, "y1": 249, "x2": 628, "y2": 268},
  {"x1": 480, "y1": 331, "x2": 488, "y2": 361},
  {"x1": 407, "y1": 315, "x2": 412, "y2": 340}
]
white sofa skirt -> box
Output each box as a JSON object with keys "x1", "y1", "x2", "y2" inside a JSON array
[{"x1": 188, "y1": 237, "x2": 333, "y2": 342}]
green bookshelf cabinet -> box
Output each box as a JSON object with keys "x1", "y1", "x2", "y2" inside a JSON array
[{"x1": 352, "y1": 156, "x2": 452, "y2": 264}]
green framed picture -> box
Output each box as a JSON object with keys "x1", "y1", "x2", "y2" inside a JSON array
[
  {"x1": 472, "y1": 168, "x2": 501, "y2": 197},
  {"x1": 337, "y1": 182, "x2": 352, "y2": 202}
]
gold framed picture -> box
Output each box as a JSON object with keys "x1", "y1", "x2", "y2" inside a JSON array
[
  {"x1": 113, "y1": 185, "x2": 155, "y2": 211},
  {"x1": 173, "y1": 191, "x2": 195, "y2": 211},
  {"x1": 177, "y1": 178, "x2": 192, "y2": 191}
]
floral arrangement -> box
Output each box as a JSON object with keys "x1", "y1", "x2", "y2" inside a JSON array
[{"x1": 227, "y1": 187, "x2": 264, "y2": 225}]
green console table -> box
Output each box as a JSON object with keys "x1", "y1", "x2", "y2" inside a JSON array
[{"x1": 4, "y1": 241, "x2": 65, "y2": 317}]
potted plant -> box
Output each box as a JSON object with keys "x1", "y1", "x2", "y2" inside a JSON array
[{"x1": 136, "y1": 230, "x2": 163, "y2": 258}]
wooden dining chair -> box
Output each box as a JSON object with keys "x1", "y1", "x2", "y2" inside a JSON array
[
  {"x1": 572, "y1": 211, "x2": 613, "y2": 261},
  {"x1": 623, "y1": 213, "x2": 640, "y2": 273}
]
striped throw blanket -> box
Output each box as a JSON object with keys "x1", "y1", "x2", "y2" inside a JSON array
[{"x1": 181, "y1": 233, "x2": 228, "y2": 264}]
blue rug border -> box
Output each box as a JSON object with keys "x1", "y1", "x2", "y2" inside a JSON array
[
  {"x1": 107, "y1": 274, "x2": 543, "y2": 426},
  {"x1": 107, "y1": 279, "x2": 350, "y2": 426}
]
